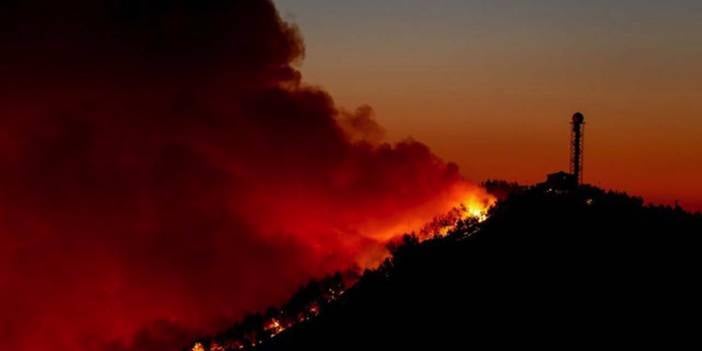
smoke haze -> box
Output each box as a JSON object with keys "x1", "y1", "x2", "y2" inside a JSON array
[{"x1": 0, "y1": 1, "x2": 491, "y2": 350}]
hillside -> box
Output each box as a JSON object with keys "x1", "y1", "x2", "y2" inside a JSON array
[{"x1": 195, "y1": 183, "x2": 702, "y2": 350}]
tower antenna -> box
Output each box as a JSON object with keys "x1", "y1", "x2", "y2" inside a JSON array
[{"x1": 570, "y1": 112, "x2": 585, "y2": 185}]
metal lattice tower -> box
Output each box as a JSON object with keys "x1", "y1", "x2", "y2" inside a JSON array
[{"x1": 570, "y1": 112, "x2": 585, "y2": 185}]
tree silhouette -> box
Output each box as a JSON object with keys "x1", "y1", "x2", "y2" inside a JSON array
[{"x1": 191, "y1": 182, "x2": 702, "y2": 351}]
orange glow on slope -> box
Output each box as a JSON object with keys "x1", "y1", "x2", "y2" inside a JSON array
[
  {"x1": 354, "y1": 184, "x2": 496, "y2": 269},
  {"x1": 371, "y1": 184, "x2": 495, "y2": 240},
  {"x1": 189, "y1": 188, "x2": 496, "y2": 351},
  {"x1": 421, "y1": 187, "x2": 495, "y2": 236},
  {"x1": 460, "y1": 192, "x2": 495, "y2": 223}
]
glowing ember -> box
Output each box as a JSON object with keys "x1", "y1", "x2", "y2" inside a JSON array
[{"x1": 264, "y1": 318, "x2": 286, "y2": 336}]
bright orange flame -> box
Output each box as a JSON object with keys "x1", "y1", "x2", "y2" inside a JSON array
[
  {"x1": 460, "y1": 192, "x2": 496, "y2": 223},
  {"x1": 189, "y1": 187, "x2": 497, "y2": 351},
  {"x1": 192, "y1": 342, "x2": 205, "y2": 351},
  {"x1": 263, "y1": 318, "x2": 286, "y2": 338},
  {"x1": 355, "y1": 184, "x2": 496, "y2": 269}
]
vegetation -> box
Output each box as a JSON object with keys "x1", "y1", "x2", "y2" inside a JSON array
[{"x1": 192, "y1": 182, "x2": 702, "y2": 350}]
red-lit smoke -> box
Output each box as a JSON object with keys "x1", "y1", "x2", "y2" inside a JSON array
[{"x1": 0, "y1": 1, "x2": 492, "y2": 350}]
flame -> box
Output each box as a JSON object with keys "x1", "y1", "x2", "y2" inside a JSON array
[
  {"x1": 423, "y1": 187, "x2": 496, "y2": 236},
  {"x1": 187, "y1": 188, "x2": 496, "y2": 351},
  {"x1": 356, "y1": 185, "x2": 496, "y2": 269},
  {"x1": 264, "y1": 318, "x2": 286, "y2": 337},
  {"x1": 460, "y1": 193, "x2": 495, "y2": 223}
]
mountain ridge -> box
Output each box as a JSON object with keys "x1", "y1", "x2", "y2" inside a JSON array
[{"x1": 191, "y1": 181, "x2": 702, "y2": 350}]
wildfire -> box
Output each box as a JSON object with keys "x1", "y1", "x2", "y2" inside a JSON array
[
  {"x1": 416, "y1": 191, "x2": 495, "y2": 238},
  {"x1": 461, "y1": 195, "x2": 494, "y2": 223},
  {"x1": 353, "y1": 186, "x2": 496, "y2": 269},
  {"x1": 189, "y1": 189, "x2": 495, "y2": 351}
]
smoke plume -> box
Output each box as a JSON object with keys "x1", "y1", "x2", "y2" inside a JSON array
[{"x1": 0, "y1": 1, "x2": 491, "y2": 350}]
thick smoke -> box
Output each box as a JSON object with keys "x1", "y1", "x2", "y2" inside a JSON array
[{"x1": 0, "y1": 1, "x2": 490, "y2": 350}]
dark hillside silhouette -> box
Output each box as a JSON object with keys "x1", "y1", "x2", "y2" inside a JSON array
[{"x1": 194, "y1": 183, "x2": 702, "y2": 350}]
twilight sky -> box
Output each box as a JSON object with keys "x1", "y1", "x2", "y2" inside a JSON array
[{"x1": 275, "y1": 0, "x2": 702, "y2": 210}]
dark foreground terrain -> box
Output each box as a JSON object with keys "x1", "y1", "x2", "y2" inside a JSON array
[{"x1": 196, "y1": 182, "x2": 702, "y2": 350}]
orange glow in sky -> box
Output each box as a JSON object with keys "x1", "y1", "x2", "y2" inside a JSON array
[{"x1": 277, "y1": 0, "x2": 702, "y2": 211}]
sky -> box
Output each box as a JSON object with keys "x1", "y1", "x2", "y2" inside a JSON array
[{"x1": 275, "y1": 0, "x2": 702, "y2": 210}]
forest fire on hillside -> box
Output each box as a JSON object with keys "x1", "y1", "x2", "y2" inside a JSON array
[
  {"x1": 413, "y1": 191, "x2": 495, "y2": 239},
  {"x1": 0, "y1": 2, "x2": 494, "y2": 351},
  {"x1": 187, "y1": 196, "x2": 495, "y2": 351}
]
